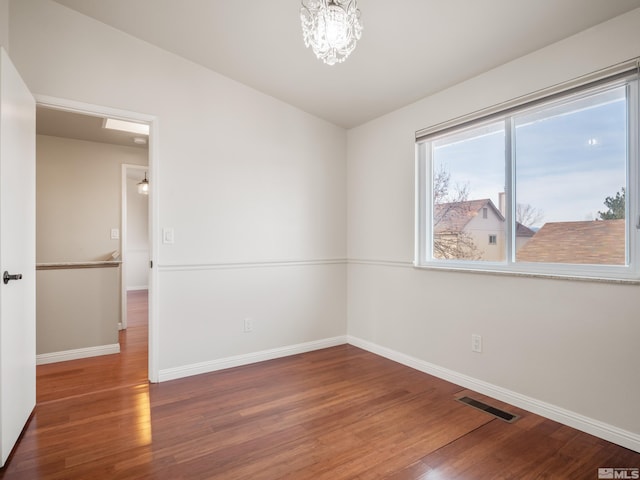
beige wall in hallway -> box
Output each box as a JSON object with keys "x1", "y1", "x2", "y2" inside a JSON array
[{"x1": 36, "y1": 134, "x2": 147, "y2": 263}]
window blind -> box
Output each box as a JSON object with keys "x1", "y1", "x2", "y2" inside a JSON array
[{"x1": 415, "y1": 58, "x2": 639, "y2": 142}]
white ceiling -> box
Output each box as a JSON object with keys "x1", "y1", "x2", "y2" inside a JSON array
[{"x1": 51, "y1": 0, "x2": 640, "y2": 128}]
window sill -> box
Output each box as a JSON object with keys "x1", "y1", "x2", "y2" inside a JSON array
[{"x1": 413, "y1": 263, "x2": 640, "y2": 285}]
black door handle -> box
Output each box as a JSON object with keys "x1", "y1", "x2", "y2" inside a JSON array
[{"x1": 3, "y1": 271, "x2": 23, "y2": 284}]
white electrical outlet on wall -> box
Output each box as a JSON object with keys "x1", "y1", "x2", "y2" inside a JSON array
[
  {"x1": 244, "y1": 318, "x2": 253, "y2": 333},
  {"x1": 471, "y1": 334, "x2": 482, "y2": 353}
]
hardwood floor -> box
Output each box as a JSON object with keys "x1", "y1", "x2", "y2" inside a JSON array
[
  {"x1": 35, "y1": 290, "x2": 149, "y2": 404},
  {"x1": 1, "y1": 290, "x2": 638, "y2": 478}
]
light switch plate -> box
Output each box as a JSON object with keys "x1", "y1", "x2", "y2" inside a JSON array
[
  {"x1": 110, "y1": 228, "x2": 120, "y2": 240},
  {"x1": 162, "y1": 228, "x2": 175, "y2": 244}
]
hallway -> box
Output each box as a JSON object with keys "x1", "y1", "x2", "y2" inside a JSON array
[{"x1": 36, "y1": 290, "x2": 149, "y2": 403}]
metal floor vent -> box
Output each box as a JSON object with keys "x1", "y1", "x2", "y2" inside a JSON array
[{"x1": 456, "y1": 396, "x2": 519, "y2": 423}]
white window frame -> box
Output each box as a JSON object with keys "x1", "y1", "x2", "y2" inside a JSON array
[{"x1": 415, "y1": 66, "x2": 640, "y2": 282}]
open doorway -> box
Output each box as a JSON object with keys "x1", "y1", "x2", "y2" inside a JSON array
[
  {"x1": 34, "y1": 98, "x2": 157, "y2": 382},
  {"x1": 121, "y1": 164, "x2": 149, "y2": 330}
]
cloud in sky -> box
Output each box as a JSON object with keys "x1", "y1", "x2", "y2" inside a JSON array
[{"x1": 433, "y1": 85, "x2": 627, "y2": 227}]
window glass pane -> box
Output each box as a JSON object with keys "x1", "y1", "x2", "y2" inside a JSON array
[
  {"x1": 514, "y1": 86, "x2": 627, "y2": 265},
  {"x1": 431, "y1": 121, "x2": 506, "y2": 261}
]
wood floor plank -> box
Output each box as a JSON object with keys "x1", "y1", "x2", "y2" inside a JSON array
[{"x1": 1, "y1": 289, "x2": 639, "y2": 479}]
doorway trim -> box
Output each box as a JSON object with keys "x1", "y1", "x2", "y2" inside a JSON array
[{"x1": 35, "y1": 94, "x2": 160, "y2": 383}]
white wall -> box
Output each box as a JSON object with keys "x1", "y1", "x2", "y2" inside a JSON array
[
  {"x1": 126, "y1": 176, "x2": 148, "y2": 290},
  {"x1": 347, "y1": 8, "x2": 640, "y2": 448},
  {"x1": 10, "y1": 0, "x2": 347, "y2": 376}
]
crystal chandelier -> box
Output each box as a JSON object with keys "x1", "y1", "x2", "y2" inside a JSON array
[{"x1": 300, "y1": 0, "x2": 363, "y2": 66}]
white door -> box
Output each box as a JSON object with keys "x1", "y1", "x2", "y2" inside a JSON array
[{"x1": 0, "y1": 48, "x2": 36, "y2": 467}]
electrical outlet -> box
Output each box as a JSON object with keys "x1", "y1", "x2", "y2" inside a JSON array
[
  {"x1": 471, "y1": 334, "x2": 482, "y2": 353},
  {"x1": 244, "y1": 318, "x2": 253, "y2": 333}
]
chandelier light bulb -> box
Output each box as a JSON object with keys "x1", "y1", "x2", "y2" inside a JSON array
[
  {"x1": 301, "y1": 0, "x2": 363, "y2": 65},
  {"x1": 325, "y1": 7, "x2": 347, "y2": 46}
]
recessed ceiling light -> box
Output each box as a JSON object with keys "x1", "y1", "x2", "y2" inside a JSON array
[
  {"x1": 103, "y1": 118, "x2": 149, "y2": 135},
  {"x1": 133, "y1": 137, "x2": 147, "y2": 145}
]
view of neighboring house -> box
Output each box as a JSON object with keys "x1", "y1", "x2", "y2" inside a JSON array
[
  {"x1": 434, "y1": 198, "x2": 535, "y2": 261},
  {"x1": 515, "y1": 221, "x2": 536, "y2": 251},
  {"x1": 516, "y1": 219, "x2": 625, "y2": 265},
  {"x1": 434, "y1": 198, "x2": 625, "y2": 264}
]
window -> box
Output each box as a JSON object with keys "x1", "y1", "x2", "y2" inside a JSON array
[{"x1": 415, "y1": 69, "x2": 639, "y2": 280}]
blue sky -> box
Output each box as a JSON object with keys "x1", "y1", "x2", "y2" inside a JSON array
[{"x1": 432, "y1": 85, "x2": 627, "y2": 228}]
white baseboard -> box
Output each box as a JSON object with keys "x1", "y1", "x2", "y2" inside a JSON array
[
  {"x1": 158, "y1": 336, "x2": 348, "y2": 382},
  {"x1": 126, "y1": 286, "x2": 148, "y2": 291},
  {"x1": 347, "y1": 335, "x2": 640, "y2": 453},
  {"x1": 36, "y1": 343, "x2": 120, "y2": 365}
]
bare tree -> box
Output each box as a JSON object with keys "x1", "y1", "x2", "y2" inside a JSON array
[
  {"x1": 432, "y1": 166, "x2": 481, "y2": 260},
  {"x1": 516, "y1": 203, "x2": 544, "y2": 228}
]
